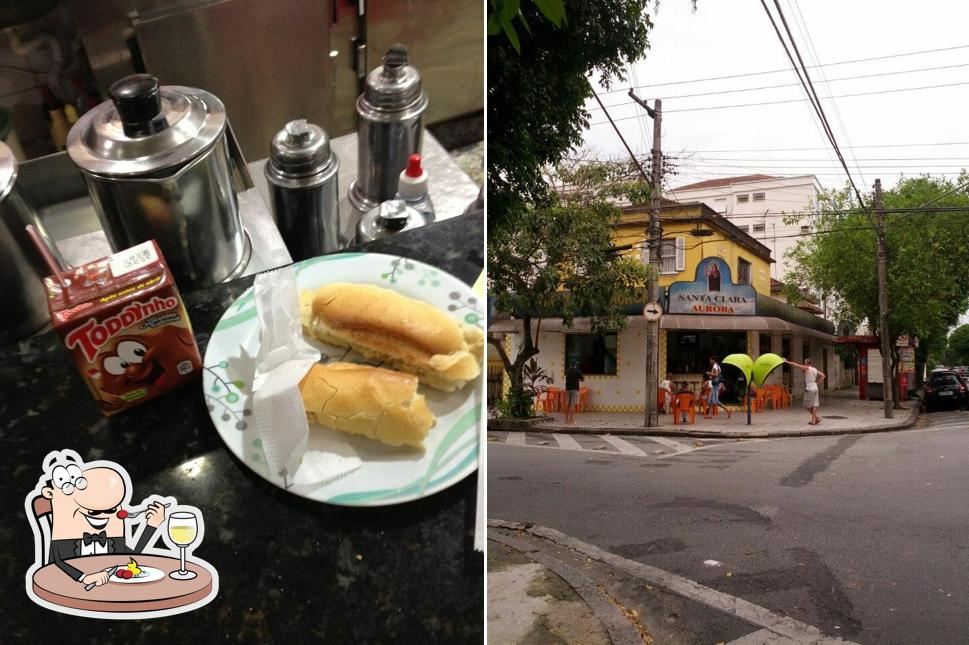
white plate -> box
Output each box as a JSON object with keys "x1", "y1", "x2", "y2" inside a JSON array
[
  {"x1": 202, "y1": 252, "x2": 483, "y2": 506},
  {"x1": 110, "y1": 565, "x2": 164, "y2": 584}
]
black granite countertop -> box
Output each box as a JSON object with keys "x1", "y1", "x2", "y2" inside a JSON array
[{"x1": 0, "y1": 212, "x2": 484, "y2": 643}]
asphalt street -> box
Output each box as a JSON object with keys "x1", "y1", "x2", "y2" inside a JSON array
[{"x1": 488, "y1": 410, "x2": 969, "y2": 644}]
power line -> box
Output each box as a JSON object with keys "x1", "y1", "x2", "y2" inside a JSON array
[
  {"x1": 588, "y1": 80, "x2": 969, "y2": 124},
  {"x1": 599, "y1": 43, "x2": 969, "y2": 95},
  {"x1": 672, "y1": 141, "x2": 969, "y2": 153},
  {"x1": 589, "y1": 62, "x2": 969, "y2": 111}
]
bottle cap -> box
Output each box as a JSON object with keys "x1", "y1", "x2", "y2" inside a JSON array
[{"x1": 397, "y1": 154, "x2": 428, "y2": 200}]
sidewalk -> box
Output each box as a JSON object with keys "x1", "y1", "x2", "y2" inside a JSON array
[
  {"x1": 489, "y1": 389, "x2": 921, "y2": 439},
  {"x1": 488, "y1": 521, "x2": 858, "y2": 644}
]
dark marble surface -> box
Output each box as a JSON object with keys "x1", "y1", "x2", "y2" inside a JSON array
[{"x1": 0, "y1": 212, "x2": 483, "y2": 643}]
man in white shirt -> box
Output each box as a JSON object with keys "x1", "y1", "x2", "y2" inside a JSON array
[{"x1": 786, "y1": 358, "x2": 826, "y2": 425}]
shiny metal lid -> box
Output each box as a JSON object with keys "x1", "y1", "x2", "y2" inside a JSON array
[
  {"x1": 362, "y1": 45, "x2": 424, "y2": 110},
  {"x1": 268, "y1": 119, "x2": 333, "y2": 177},
  {"x1": 0, "y1": 141, "x2": 17, "y2": 201},
  {"x1": 67, "y1": 74, "x2": 227, "y2": 177},
  {"x1": 357, "y1": 199, "x2": 425, "y2": 242}
]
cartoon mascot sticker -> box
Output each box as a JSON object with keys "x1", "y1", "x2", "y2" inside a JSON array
[{"x1": 24, "y1": 449, "x2": 219, "y2": 619}]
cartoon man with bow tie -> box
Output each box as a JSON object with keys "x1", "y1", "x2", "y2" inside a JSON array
[{"x1": 35, "y1": 450, "x2": 167, "y2": 588}]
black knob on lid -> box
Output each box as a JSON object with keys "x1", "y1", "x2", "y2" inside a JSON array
[
  {"x1": 108, "y1": 74, "x2": 167, "y2": 137},
  {"x1": 382, "y1": 44, "x2": 409, "y2": 71}
]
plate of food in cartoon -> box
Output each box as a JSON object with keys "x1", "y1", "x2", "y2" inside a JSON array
[
  {"x1": 202, "y1": 253, "x2": 484, "y2": 506},
  {"x1": 110, "y1": 558, "x2": 165, "y2": 584}
]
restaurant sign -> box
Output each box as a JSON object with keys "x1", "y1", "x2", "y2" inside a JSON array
[{"x1": 667, "y1": 256, "x2": 756, "y2": 315}]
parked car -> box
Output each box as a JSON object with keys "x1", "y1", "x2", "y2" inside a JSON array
[{"x1": 923, "y1": 370, "x2": 969, "y2": 412}]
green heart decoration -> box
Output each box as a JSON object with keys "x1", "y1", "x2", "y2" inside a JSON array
[{"x1": 722, "y1": 352, "x2": 785, "y2": 387}]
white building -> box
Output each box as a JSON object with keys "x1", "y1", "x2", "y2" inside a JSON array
[{"x1": 665, "y1": 174, "x2": 824, "y2": 282}]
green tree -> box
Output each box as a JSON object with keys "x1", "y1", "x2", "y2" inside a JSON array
[
  {"x1": 488, "y1": 0, "x2": 654, "y2": 230},
  {"x1": 944, "y1": 324, "x2": 969, "y2": 366},
  {"x1": 488, "y1": 172, "x2": 649, "y2": 417},
  {"x1": 785, "y1": 174, "x2": 969, "y2": 404}
]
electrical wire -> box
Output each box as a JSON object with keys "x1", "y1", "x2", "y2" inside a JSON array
[
  {"x1": 589, "y1": 61, "x2": 969, "y2": 111},
  {"x1": 599, "y1": 43, "x2": 969, "y2": 95},
  {"x1": 587, "y1": 81, "x2": 969, "y2": 123}
]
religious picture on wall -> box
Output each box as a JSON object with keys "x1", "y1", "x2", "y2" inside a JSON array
[{"x1": 706, "y1": 262, "x2": 721, "y2": 292}]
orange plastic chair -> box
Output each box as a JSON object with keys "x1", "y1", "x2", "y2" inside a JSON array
[
  {"x1": 674, "y1": 392, "x2": 696, "y2": 425},
  {"x1": 578, "y1": 387, "x2": 590, "y2": 412},
  {"x1": 743, "y1": 392, "x2": 763, "y2": 413},
  {"x1": 543, "y1": 387, "x2": 562, "y2": 412}
]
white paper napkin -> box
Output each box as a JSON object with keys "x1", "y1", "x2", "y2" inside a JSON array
[{"x1": 251, "y1": 267, "x2": 361, "y2": 488}]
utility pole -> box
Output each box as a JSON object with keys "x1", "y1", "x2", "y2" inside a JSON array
[
  {"x1": 630, "y1": 91, "x2": 663, "y2": 427},
  {"x1": 874, "y1": 178, "x2": 893, "y2": 418}
]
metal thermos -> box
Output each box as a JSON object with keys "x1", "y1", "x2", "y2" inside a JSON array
[
  {"x1": 0, "y1": 142, "x2": 65, "y2": 341},
  {"x1": 67, "y1": 74, "x2": 250, "y2": 291},
  {"x1": 265, "y1": 119, "x2": 340, "y2": 260},
  {"x1": 356, "y1": 199, "x2": 425, "y2": 244},
  {"x1": 347, "y1": 44, "x2": 428, "y2": 212}
]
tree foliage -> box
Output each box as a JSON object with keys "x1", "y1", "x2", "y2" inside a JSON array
[
  {"x1": 488, "y1": 0, "x2": 654, "y2": 230},
  {"x1": 488, "y1": 171, "x2": 649, "y2": 417},
  {"x1": 785, "y1": 173, "x2": 969, "y2": 399},
  {"x1": 943, "y1": 324, "x2": 969, "y2": 367}
]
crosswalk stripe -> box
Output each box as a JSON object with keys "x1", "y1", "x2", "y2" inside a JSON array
[
  {"x1": 598, "y1": 434, "x2": 649, "y2": 457},
  {"x1": 643, "y1": 436, "x2": 692, "y2": 453},
  {"x1": 553, "y1": 433, "x2": 583, "y2": 451},
  {"x1": 504, "y1": 431, "x2": 526, "y2": 446}
]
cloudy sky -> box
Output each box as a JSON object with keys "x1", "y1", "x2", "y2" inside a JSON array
[{"x1": 582, "y1": 0, "x2": 969, "y2": 194}]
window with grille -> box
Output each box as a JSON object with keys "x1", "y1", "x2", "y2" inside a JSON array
[
  {"x1": 738, "y1": 225, "x2": 749, "y2": 232},
  {"x1": 737, "y1": 194, "x2": 750, "y2": 203},
  {"x1": 752, "y1": 223, "x2": 766, "y2": 233},
  {"x1": 800, "y1": 225, "x2": 811, "y2": 234},
  {"x1": 752, "y1": 192, "x2": 766, "y2": 201}
]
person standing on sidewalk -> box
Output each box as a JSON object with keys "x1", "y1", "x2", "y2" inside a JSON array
[
  {"x1": 659, "y1": 373, "x2": 674, "y2": 414},
  {"x1": 786, "y1": 358, "x2": 826, "y2": 425},
  {"x1": 564, "y1": 360, "x2": 584, "y2": 426},
  {"x1": 704, "y1": 356, "x2": 731, "y2": 419}
]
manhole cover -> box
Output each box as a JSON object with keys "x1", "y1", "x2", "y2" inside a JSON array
[{"x1": 824, "y1": 415, "x2": 847, "y2": 419}]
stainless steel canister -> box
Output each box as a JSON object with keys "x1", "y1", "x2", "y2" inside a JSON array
[
  {"x1": 0, "y1": 142, "x2": 65, "y2": 341},
  {"x1": 347, "y1": 45, "x2": 428, "y2": 212},
  {"x1": 265, "y1": 119, "x2": 340, "y2": 260},
  {"x1": 67, "y1": 74, "x2": 249, "y2": 291}
]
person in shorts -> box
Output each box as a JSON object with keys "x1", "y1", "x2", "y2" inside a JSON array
[
  {"x1": 786, "y1": 358, "x2": 826, "y2": 424},
  {"x1": 564, "y1": 360, "x2": 584, "y2": 425},
  {"x1": 704, "y1": 356, "x2": 732, "y2": 418}
]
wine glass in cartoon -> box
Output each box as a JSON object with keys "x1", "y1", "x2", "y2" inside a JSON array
[{"x1": 167, "y1": 511, "x2": 199, "y2": 580}]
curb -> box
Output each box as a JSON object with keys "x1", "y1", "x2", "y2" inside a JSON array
[
  {"x1": 489, "y1": 531, "x2": 646, "y2": 645},
  {"x1": 489, "y1": 520, "x2": 860, "y2": 644},
  {"x1": 488, "y1": 400, "x2": 921, "y2": 439}
]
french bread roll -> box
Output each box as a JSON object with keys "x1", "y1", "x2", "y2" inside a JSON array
[
  {"x1": 298, "y1": 362, "x2": 435, "y2": 448},
  {"x1": 300, "y1": 283, "x2": 483, "y2": 392}
]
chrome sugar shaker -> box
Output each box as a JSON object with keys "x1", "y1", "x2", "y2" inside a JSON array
[{"x1": 265, "y1": 119, "x2": 340, "y2": 260}]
